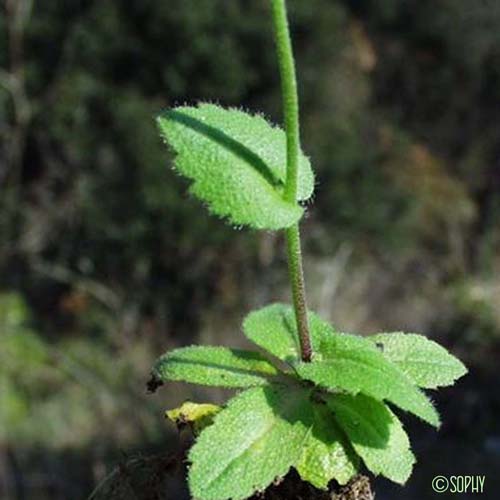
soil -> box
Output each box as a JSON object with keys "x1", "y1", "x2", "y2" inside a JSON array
[{"x1": 88, "y1": 450, "x2": 374, "y2": 500}]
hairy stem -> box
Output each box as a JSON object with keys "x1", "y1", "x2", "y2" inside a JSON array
[
  {"x1": 285, "y1": 225, "x2": 312, "y2": 361},
  {"x1": 270, "y1": 0, "x2": 312, "y2": 362}
]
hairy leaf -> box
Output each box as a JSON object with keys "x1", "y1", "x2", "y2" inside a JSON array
[
  {"x1": 188, "y1": 385, "x2": 312, "y2": 500},
  {"x1": 295, "y1": 322, "x2": 440, "y2": 427},
  {"x1": 243, "y1": 303, "x2": 336, "y2": 362},
  {"x1": 243, "y1": 304, "x2": 302, "y2": 363},
  {"x1": 157, "y1": 104, "x2": 314, "y2": 230},
  {"x1": 327, "y1": 394, "x2": 415, "y2": 484},
  {"x1": 369, "y1": 333, "x2": 467, "y2": 389},
  {"x1": 296, "y1": 403, "x2": 359, "y2": 489},
  {"x1": 244, "y1": 304, "x2": 440, "y2": 427},
  {"x1": 152, "y1": 346, "x2": 279, "y2": 388}
]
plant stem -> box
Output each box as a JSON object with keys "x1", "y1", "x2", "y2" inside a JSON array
[
  {"x1": 270, "y1": 0, "x2": 312, "y2": 362},
  {"x1": 285, "y1": 225, "x2": 312, "y2": 361}
]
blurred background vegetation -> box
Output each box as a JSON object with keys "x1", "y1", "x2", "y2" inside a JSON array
[{"x1": 1, "y1": 0, "x2": 499, "y2": 498}]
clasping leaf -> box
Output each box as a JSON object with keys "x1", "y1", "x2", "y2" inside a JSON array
[
  {"x1": 297, "y1": 332, "x2": 440, "y2": 427},
  {"x1": 157, "y1": 104, "x2": 315, "y2": 230},
  {"x1": 243, "y1": 303, "x2": 440, "y2": 427}
]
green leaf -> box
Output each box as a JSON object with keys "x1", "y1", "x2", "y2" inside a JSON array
[
  {"x1": 296, "y1": 327, "x2": 440, "y2": 428},
  {"x1": 188, "y1": 385, "x2": 312, "y2": 500},
  {"x1": 368, "y1": 333, "x2": 467, "y2": 389},
  {"x1": 295, "y1": 403, "x2": 359, "y2": 489},
  {"x1": 243, "y1": 304, "x2": 302, "y2": 363},
  {"x1": 157, "y1": 103, "x2": 314, "y2": 230},
  {"x1": 152, "y1": 346, "x2": 279, "y2": 388},
  {"x1": 326, "y1": 394, "x2": 415, "y2": 485},
  {"x1": 243, "y1": 303, "x2": 337, "y2": 363},
  {"x1": 243, "y1": 303, "x2": 352, "y2": 364},
  {"x1": 245, "y1": 304, "x2": 440, "y2": 425}
]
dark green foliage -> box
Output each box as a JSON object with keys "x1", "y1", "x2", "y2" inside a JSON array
[{"x1": 3, "y1": 0, "x2": 497, "y2": 333}]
